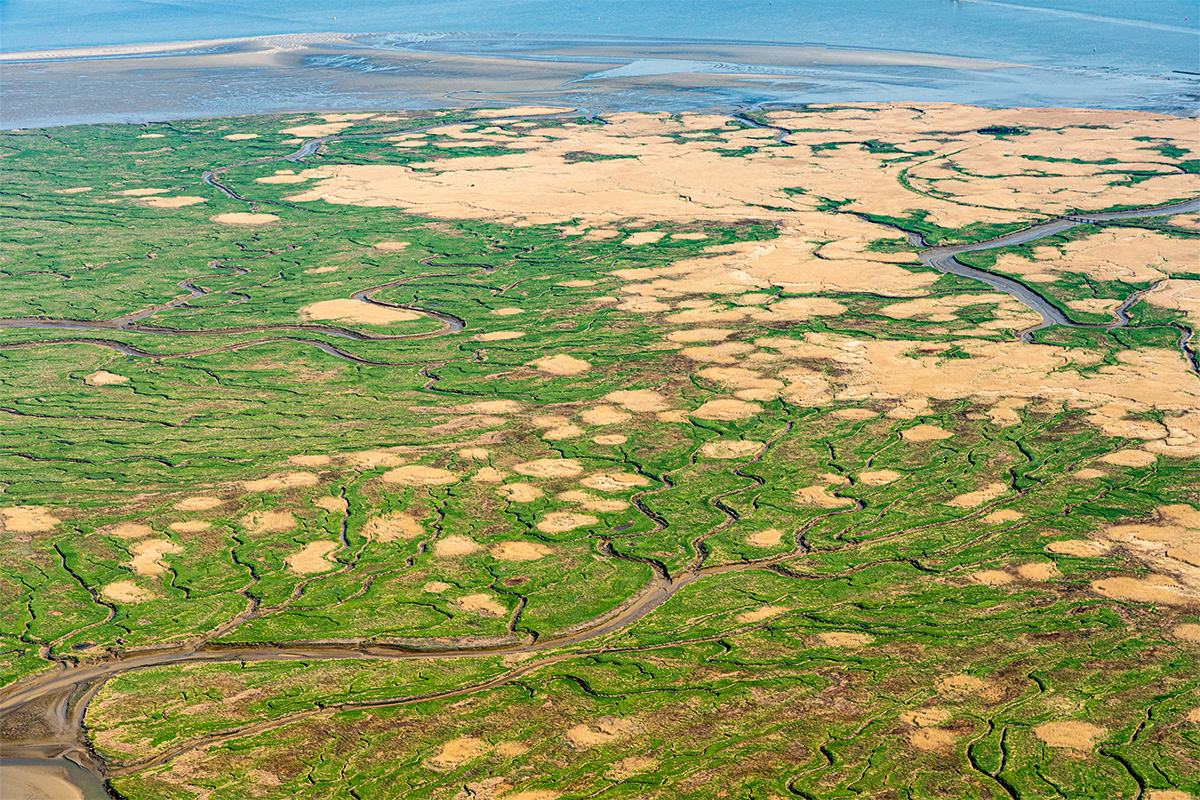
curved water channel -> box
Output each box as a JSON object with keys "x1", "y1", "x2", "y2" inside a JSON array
[{"x1": 2, "y1": 110, "x2": 1198, "y2": 797}]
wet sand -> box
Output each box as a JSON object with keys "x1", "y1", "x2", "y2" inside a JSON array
[{"x1": 0, "y1": 758, "x2": 108, "y2": 800}]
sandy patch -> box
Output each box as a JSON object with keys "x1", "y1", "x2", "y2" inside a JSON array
[
  {"x1": 372, "y1": 241, "x2": 409, "y2": 251},
  {"x1": 908, "y1": 728, "x2": 959, "y2": 751},
  {"x1": 459, "y1": 448, "x2": 491, "y2": 460},
  {"x1": 667, "y1": 328, "x2": 733, "y2": 343},
  {"x1": 243, "y1": 472, "x2": 318, "y2": 492},
  {"x1": 223, "y1": 133, "x2": 259, "y2": 140},
  {"x1": 290, "y1": 454, "x2": 332, "y2": 467},
  {"x1": 498, "y1": 483, "x2": 544, "y2": 502},
  {"x1": 279, "y1": 122, "x2": 352, "y2": 137},
  {"x1": 257, "y1": 174, "x2": 307, "y2": 184},
  {"x1": 435, "y1": 535, "x2": 483, "y2": 557},
  {"x1": 701, "y1": 440, "x2": 763, "y2": 459},
  {"x1": 747, "y1": 528, "x2": 784, "y2": 547},
  {"x1": 622, "y1": 231, "x2": 665, "y2": 245},
  {"x1": 473, "y1": 467, "x2": 508, "y2": 483},
  {"x1": 592, "y1": 434, "x2": 627, "y2": 445},
  {"x1": 900, "y1": 708, "x2": 952, "y2": 728},
  {"x1": 363, "y1": 513, "x2": 423, "y2": 542},
  {"x1": 901, "y1": 424, "x2": 952, "y2": 442},
  {"x1": 475, "y1": 331, "x2": 524, "y2": 341},
  {"x1": 557, "y1": 490, "x2": 629, "y2": 512},
  {"x1": 1, "y1": 506, "x2": 62, "y2": 532},
  {"x1": 489, "y1": 307, "x2": 525, "y2": 318},
  {"x1": 102, "y1": 522, "x2": 151, "y2": 539},
  {"x1": 580, "y1": 406, "x2": 630, "y2": 426},
  {"x1": 937, "y1": 675, "x2": 988, "y2": 695},
  {"x1": 382, "y1": 465, "x2": 457, "y2": 486},
  {"x1": 527, "y1": 354, "x2": 590, "y2": 375},
  {"x1": 946, "y1": 482, "x2": 1009, "y2": 509},
  {"x1": 1143, "y1": 278, "x2": 1200, "y2": 327},
  {"x1": 604, "y1": 389, "x2": 668, "y2": 412},
  {"x1": 169, "y1": 521, "x2": 211, "y2": 533},
  {"x1": 542, "y1": 425, "x2": 583, "y2": 441},
  {"x1": 210, "y1": 212, "x2": 279, "y2": 225},
  {"x1": 84, "y1": 370, "x2": 128, "y2": 386},
  {"x1": 816, "y1": 632, "x2": 873, "y2": 647},
  {"x1": 101, "y1": 580, "x2": 156, "y2": 603},
  {"x1": 970, "y1": 569, "x2": 1015, "y2": 585},
  {"x1": 304, "y1": 265, "x2": 338, "y2": 274},
  {"x1": 117, "y1": 188, "x2": 169, "y2": 196},
  {"x1": 1091, "y1": 576, "x2": 1199, "y2": 607},
  {"x1": 490, "y1": 541, "x2": 552, "y2": 561},
  {"x1": 858, "y1": 470, "x2": 901, "y2": 486},
  {"x1": 299, "y1": 298, "x2": 419, "y2": 325},
  {"x1": 504, "y1": 792, "x2": 561, "y2": 800},
  {"x1": 1046, "y1": 539, "x2": 1112, "y2": 557},
  {"x1": 142, "y1": 196, "x2": 207, "y2": 208},
  {"x1": 340, "y1": 449, "x2": 406, "y2": 468},
  {"x1": 285, "y1": 540, "x2": 339, "y2": 574},
  {"x1": 240, "y1": 511, "x2": 296, "y2": 533},
  {"x1": 514, "y1": 459, "x2": 583, "y2": 478},
  {"x1": 558, "y1": 279, "x2": 598, "y2": 287},
  {"x1": 536, "y1": 512, "x2": 599, "y2": 533},
  {"x1": 1017, "y1": 562, "x2": 1059, "y2": 581},
  {"x1": 832, "y1": 408, "x2": 878, "y2": 420},
  {"x1": 457, "y1": 593, "x2": 507, "y2": 616},
  {"x1": 690, "y1": 398, "x2": 761, "y2": 420},
  {"x1": 1171, "y1": 623, "x2": 1200, "y2": 642},
  {"x1": 1074, "y1": 468, "x2": 1107, "y2": 479},
  {"x1": 424, "y1": 581, "x2": 452, "y2": 593},
  {"x1": 794, "y1": 485, "x2": 854, "y2": 508},
  {"x1": 174, "y1": 496, "x2": 222, "y2": 511},
  {"x1": 607, "y1": 756, "x2": 659, "y2": 779},
  {"x1": 56, "y1": 186, "x2": 93, "y2": 194},
  {"x1": 127, "y1": 539, "x2": 182, "y2": 576},
  {"x1": 736, "y1": 605, "x2": 787, "y2": 623},
  {"x1": 1033, "y1": 721, "x2": 1107, "y2": 751},
  {"x1": 983, "y1": 510, "x2": 1024, "y2": 524},
  {"x1": 565, "y1": 718, "x2": 638, "y2": 749},
  {"x1": 581, "y1": 472, "x2": 650, "y2": 492},
  {"x1": 427, "y1": 736, "x2": 490, "y2": 769},
  {"x1": 1099, "y1": 450, "x2": 1158, "y2": 468}
]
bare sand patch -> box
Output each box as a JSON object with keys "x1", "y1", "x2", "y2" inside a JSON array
[
  {"x1": 558, "y1": 279, "x2": 597, "y2": 287},
  {"x1": 473, "y1": 467, "x2": 508, "y2": 483},
  {"x1": 1091, "y1": 576, "x2": 1199, "y2": 607},
  {"x1": 565, "y1": 718, "x2": 638, "y2": 749},
  {"x1": 622, "y1": 231, "x2": 665, "y2": 245},
  {"x1": 102, "y1": 522, "x2": 152, "y2": 539},
  {"x1": 340, "y1": 450, "x2": 405, "y2": 468},
  {"x1": 142, "y1": 196, "x2": 207, "y2": 208},
  {"x1": 557, "y1": 491, "x2": 629, "y2": 512},
  {"x1": 499, "y1": 484, "x2": 544, "y2": 502},
  {"x1": 475, "y1": 330, "x2": 524, "y2": 341},
  {"x1": 285, "y1": 540, "x2": 339, "y2": 574},
  {"x1": 543, "y1": 425, "x2": 583, "y2": 441},
  {"x1": 581, "y1": 472, "x2": 650, "y2": 492},
  {"x1": 372, "y1": 241, "x2": 409, "y2": 251},
  {"x1": 901, "y1": 424, "x2": 952, "y2": 442},
  {"x1": 257, "y1": 174, "x2": 307, "y2": 184},
  {"x1": 607, "y1": 756, "x2": 659, "y2": 779},
  {"x1": 680, "y1": 341, "x2": 756, "y2": 363},
  {"x1": 427, "y1": 736, "x2": 490, "y2": 770},
  {"x1": 983, "y1": 509, "x2": 1024, "y2": 524},
  {"x1": 858, "y1": 470, "x2": 901, "y2": 486},
  {"x1": 1143, "y1": 278, "x2": 1200, "y2": 327},
  {"x1": 1, "y1": 506, "x2": 62, "y2": 532},
  {"x1": 278, "y1": 122, "x2": 352, "y2": 137},
  {"x1": 490, "y1": 541, "x2": 552, "y2": 561},
  {"x1": 169, "y1": 521, "x2": 211, "y2": 533},
  {"x1": 900, "y1": 708, "x2": 952, "y2": 728},
  {"x1": 592, "y1": 434, "x2": 627, "y2": 445},
  {"x1": 382, "y1": 465, "x2": 457, "y2": 486},
  {"x1": 84, "y1": 370, "x2": 128, "y2": 386},
  {"x1": 491, "y1": 307, "x2": 524, "y2": 316},
  {"x1": 174, "y1": 496, "x2": 222, "y2": 511},
  {"x1": 604, "y1": 389, "x2": 667, "y2": 412},
  {"x1": 304, "y1": 265, "x2": 338, "y2": 274},
  {"x1": 667, "y1": 328, "x2": 733, "y2": 343},
  {"x1": 240, "y1": 511, "x2": 296, "y2": 533},
  {"x1": 690, "y1": 398, "x2": 761, "y2": 420},
  {"x1": 223, "y1": 133, "x2": 259, "y2": 140},
  {"x1": 435, "y1": 535, "x2": 483, "y2": 557},
  {"x1": 1074, "y1": 468, "x2": 1107, "y2": 479},
  {"x1": 101, "y1": 580, "x2": 155, "y2": 603},
  {"x1": 701, "y1": 440, "x2": 763, "y2": 459},
  {"x1": 817, "y1": 632, "x2": 874, "y2": 647},
  {"x1": 514, "y1": 459, "x2": 583, "y2": 478},
  {"x1": 458, "y1": 399, "x2": 524, "y2": 415},
  {"x1": 459, "y1": 447, "x2": 490, "y2": 460},
  {"x1": 908, "y1": 728, "x2": 959, "y2": 751},
  {"x1": 363, "y1": 513, "x2": 423, "y2": 542},
  {"x1": 211, "y1": 212, "x2": 279, "y2": 225},
  {"x1": 747, "y1": 528, "x2": 784, "y2": 547},
  {"x1": 457, "y1": 593, "x2": 506, "y2": 616},
  {"x1": 117, "y1": 188, "x2": 169, "y2": 196},
  {"x1": 672, "y1": 232, "x2": 707, "y2": 240},
  {"x1": 794, "y1": 485, "x2": 854, "y2": 508},
  {"x1": 424, "y1": 581, "x2": 452, "y2": 593},
  {"x1": 1046, "y1": 539, "x2": 1112, "y2": 557},
  {"x1": 290, "y1": 454, "x2": 332, "y2": 467},
  {"x1": 971, "y1": 569, "x2": 1015, "y2": 585},
  {"x1": 299, "y1": 298, "x2": 419, "y2": 325},
  {"x1": 504, "y1": 791, "x2": 561, "y2": 800},
  {"x1": 1171, "y1": 623, "x2": 1200, "y2": 642},
  {"x1": 580, "y1": 406, "x2": 630, "y2": 426},
  {"x1": 937, "y1": 675, "x2": 988, "y2": 695},
  {"x1": 736, "y1": 605, "x2": 787, "y2": 623},
  {"x1": 832, "y1": 408, "x2": 879, "y2": 420},
  {"x1": 127, "y1": 539, "x2": 182, "y2": 576},
  {"x1": 243, "y1": 472, "x2": 318, "y2": 492},
  {"x1": 1033, "y1": 721, "x2": 1107, "y2": 751},
  {"x1": 528, "y1": 354, "x2": 590, "y2": 375},
  {"x1": 1099, "y1": 450, "x2": 1158, "y2": 467},
  {"x1": 537, "y1": 512, "x2": 599, "y2": 533},
  {"x1": 56, "y1": 186, "x2": 93, "y2": 194},
  {"x1": 1017, "y1": 562, "x2": 1059, "y2": 581},
  {"x1": 946, "y1": 482, "x2": 1009, "y2": 509}
]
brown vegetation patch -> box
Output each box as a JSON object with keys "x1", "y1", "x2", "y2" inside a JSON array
[
  {"x1": 169, "y1": 521, "x2": 211, "y2": 533},
  {"x1": 475, "y1": 330, "x2": 524, "y2": 341},
  {"x1": 908, "y1": 728, "x2": 959, "y2": 751},
  {"x1": 1171, "y1": 623, "x2": 1200, "y2": 642},
  {"x1": 427, "y1": 736, "x2": 490, "y2": 770},
  {"x1": 174, "y1": 496, "x2": 223, "y2": 511},
  {"x1": 565, "y1": 718, "x2": 638, "y2": 749},
  {"x1": 285, "y1": 540, "x2": 339, "y2": 574},
  {"x1": 143, "y1": 196, "x2": 207, "y2": 208},
  {"x1": 240, "y1": 511, "x2": 296, "y2": 533},
  {"x1": 363, "y1": 513, "x2": 423, "y2": 542},
  {"x1": 1016, "y1": 562, "x2": 1059, "y2": 581},
  {"x1": 473, "y1": 467, "x2": 508, "y2": 483},
  {"x1": 290, "y1": 454, "x2": 332, "y2": 467},
  {"x1": 1091, "y1": 576, "x2": 1199, "y2": 607},
  {"x1": 831, "y1": 408, "x2": 878, "y2": 420},
  {"x1": 542, "y1": 425, "x2": 583, "y2": 441},
  {"x1": 700, "y1": 440, "x2": 763, "y2": 459},
  {"x1": 604, "y1": 389, "x2": 667, "y2": 412},
  {"x1": 490, "y1": 541, "x2": 552, "y2": 561},
  {"x1": 557, "y1": 490, "x2": 629, "y2": 512},
  {"x1": 667, "y1": 328, "x2": 733, "y2": 343},
  {"x1": 1046, "y1": 539, "x2": 1112, "y2": 557},
  {"x1": 794, "y1": 485, "x2": 854, "y2": 508},
  {"x1": 103, "y1": 522, "x2": 152, "y2": 539},
  {"x1": 581, "y1": 472, "x2": 650, "y2": 492},
  {"x1": 382, "y1": 465, "x2": 457, "y2": 486},
  {"x1": 816, "y1": 632, "x2": 873, "y2": 647},
  {"x1": 592, "y1": 434, "x2": 627, "y2": 445},
  {"x1": 1033, "y1": 721, "x2": 1108, "y2": 751},
  {"x1": 1074, "y1": 468, "x2": 1107, "y2": 479},
  {"x1": 901, "y1": 424, "x2": 953, "y2": 442},
  {"x1": 970, "y1": 569, "x2": 1014, "y2": 585},
  {"x1": 372, "y1": 241, "x2": 409, "y2": 251},
  {"x1": 315, "y1": 496, "x2": 347, "y2": 513}
]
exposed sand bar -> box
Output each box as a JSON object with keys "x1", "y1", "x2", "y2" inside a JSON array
[{"x1": 0, "y1": 758, "x2": 110, "y2": 800}]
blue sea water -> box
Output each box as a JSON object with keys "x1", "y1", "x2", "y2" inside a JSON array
[{"x1": 2, "y1": 0, "x2": 1198, "y2": 73}]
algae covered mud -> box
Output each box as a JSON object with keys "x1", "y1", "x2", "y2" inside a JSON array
[{"x1": 1, "y1": 104, "x2": 1198, "y2": 798}]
